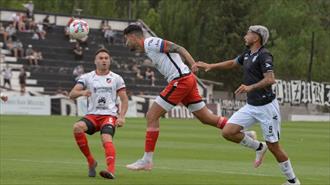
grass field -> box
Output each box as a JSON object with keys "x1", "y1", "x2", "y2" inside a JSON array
[{"x1": 0, "y1": 115, "x2": 329, "y2": 185}]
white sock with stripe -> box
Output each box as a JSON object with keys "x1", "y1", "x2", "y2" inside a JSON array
[
  {"x1": 279, "y1": 159, "x2": 296, "y2": 181},
  {"x1": 239, "y1": 134, "x2": 260, "y2": 150}
]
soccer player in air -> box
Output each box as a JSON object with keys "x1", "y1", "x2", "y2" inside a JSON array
[
  {"x1": 69, "y1": 48, "x2": 128, "y2": 180},
  {"x1": 123, "y1": 24, "x2": 256, "y2": 171},
  {"x1": 196, "y1": 25, "x2": 300, "y2": 185}
]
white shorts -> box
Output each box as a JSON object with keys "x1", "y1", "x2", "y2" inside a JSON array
[{"x1": 228, "y1": 99, "x2": 281, "y2": 143}]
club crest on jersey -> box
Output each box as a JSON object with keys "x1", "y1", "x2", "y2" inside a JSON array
[{"x1": 106, "y1": 78, "x2": 112, "y2": 84}]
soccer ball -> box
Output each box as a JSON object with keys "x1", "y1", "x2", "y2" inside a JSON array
[{"x1": 69, "y1": 19, "x2": 89, "y2": 39}]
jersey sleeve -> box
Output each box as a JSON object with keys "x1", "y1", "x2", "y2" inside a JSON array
[
  {"x1": 235, "y1": 53, "x2": 244, "y2": 65},
  {"x1": 76, "y1": 74, "x2": 87, "y2": 88},
  {"x1": 259, "y1": 53, "x2": 274, "y2": 73},
  {"x1": 145, "y1": 37, "x2": 166, "y2": 53},
  {"x1": 116, "y1": 75, "x2": 126, "y2": 92}
]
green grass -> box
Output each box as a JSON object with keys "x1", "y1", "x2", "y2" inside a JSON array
[{"x1": 0, "y1": 115, "x2": 329, "y2": 185}]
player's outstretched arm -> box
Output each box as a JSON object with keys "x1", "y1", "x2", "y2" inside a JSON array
[
  {"x1": 235, "y1": 71, "x2": 276, "y2": 95},
  {"x1": 163, "y1": 41, "x2": 198, "y2": 72},
  {"x1": 116, "y1": 90, "x2": 128, "y2": 127},
  {"x1": 69, "y1": 84, "x2": 91, "y2": 100},
  {"x1": 196, "y1": 59, "x2": 239, "y2": 72}
]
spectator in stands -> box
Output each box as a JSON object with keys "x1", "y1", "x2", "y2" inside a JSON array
[
  {"x1": 23, "y1": 1, "x2": 34, "y2": 20},
  {"x1": 145, "y1": 67, "x2": 155, "y2": 86},
  {"x1": 131, "y1": 63, "x2": 143, "y2": 79},
  {"x1": 32, "y1": 29, "x2": 38, "y2": 39},
  {"x1": 25, "y1": 44, "x2": 38, "y2": 65},
  {"x1": 65, "y1": 17, "x2": 75, "y2": 41},
  {"x1": 12, "y1": 38, "x2": 24, "y2": 58},
  {"x1": 5, "y1": 37, "x2": 14, "y2": 52},
  {"x1": 25, "y1": 15, "x2": 36, "y2": 31},
  {"x1": 0, "y1": 23, "x2": 8, "y2": 42},
  {"x1": 42, "y1": 15, "x2": 52, "y2": 31},
  {"x1": 104, "y1": 24, "x2": 115, "y2": 45},
  {"x1": 11, "y1": 12, "x2": 25, "y2": 32},
  {"x1": 73, "y1": 64, "x2": 84, "y2": 81},
  {"x1": 5, "y1": 23, "x2": 16, "y2": 39},
  {"x1": 11, "y1": 12, "x2": 20, "y2": 29},
  {"x1": 73, "y1": 42, "x2": 83, "y2": 60},
  {"x1": 19, "y1": 67, "x2": 27, "y2": 95},
  {"x1": 100, "y1": 20, "x2": 109, "y2": 32},
  {"x1": 35, "y1": 23, "x2": 46, "y2": 40},
  {"x1": 2, "y1": 64, "x2": 12, "y2": 89},
  {"x1": 33, "y1": 49, "x2": 43, "y2": 65}
]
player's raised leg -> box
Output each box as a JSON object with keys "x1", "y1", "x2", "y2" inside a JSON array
[
  {"x1": 192, "y1": 106, "x2": 257, "y2": 140},
  {"x1": 99, "y1": 124, "x2": 116, "y2": 179},
  {"x1": 126, "y1": 102, "x2": 167, "y2": 171},
  {"x1": 222, "y1": 122, "x2": 267, "y2": 168},
  {"x1": 73, "y1": 120, "x2": 97, "y2": 177},
  {"x1": 192, "y1": 105, "x2": 228, "y2": 129}
]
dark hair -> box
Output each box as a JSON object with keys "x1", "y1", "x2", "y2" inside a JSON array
[
  {"x1": 95, "y1": 48, "x2": 110, "y2": 57},
  {"x1": 123, "y1": 24, "x2": 143, "y2": 35}
]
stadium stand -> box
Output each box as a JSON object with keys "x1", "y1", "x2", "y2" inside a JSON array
[{"x1": 0, "y1": 10, "x2": 167, "y2": 96}]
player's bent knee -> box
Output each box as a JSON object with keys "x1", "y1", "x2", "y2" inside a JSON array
[
  {"x1": 221, "y1": 126, "x2": 236, "y2": 140},
  {"x1": 100, "y1": 124, "x2": 115, "y2": 137},
  {"x1": 221, "y1": 130, "x2": 231, "y2": 139},
  {"x1": 146, "y1": 111, "x2": 154, "y2": 121},
  {"x1": 146, "y1": 111, "x2": 160, "y2": 123},
  {"x1": 73, "y1": 122, "x2": 85, "y2": 133}
]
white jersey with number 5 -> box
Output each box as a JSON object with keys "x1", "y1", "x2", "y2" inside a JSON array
[
  {"x1": 144, "y1": 37, "x2": 190, "y2": 82},
  {"x1": 77, "y1": 71, "x2": 126, "y2": 116}
]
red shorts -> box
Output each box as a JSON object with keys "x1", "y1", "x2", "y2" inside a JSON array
[
  {"x1": 81, "y1": 115, "x2": 117, "y2": 134},
  {"x1": 157, "y1": 73, "x2": 205, "y2": 111}
]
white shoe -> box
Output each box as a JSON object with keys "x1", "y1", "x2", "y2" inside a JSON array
[
  {"x1": 245, "y1": 130, "x2": 257, "y2": 140},
  {"x1": 282, "y1": 179, "x2": 301, "y2": 185},
  {"x1": 254, "y1": 142, "x2": 268, "y2": 168},
  {"x1": 126, "y1": 159, "x2": 153, "y2": 171}
]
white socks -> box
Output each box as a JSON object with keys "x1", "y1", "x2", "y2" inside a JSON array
[
  {"x1": 279, "y1": 159, "x2": 296, "y2": 180},
  {"x1": 239, "y1": 134, "x2": 260, "y2": 150},
  {"x1": 142, "y1": 152, "x2": 153, "y2": 162}
]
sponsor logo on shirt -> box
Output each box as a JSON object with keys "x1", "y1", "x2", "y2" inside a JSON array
[
  {"x1": 265, "y1": 63, "x2": 272, "y2": 68},
  {"x1": 155, "y1": 39, "x2": 160, "y2": 47}
]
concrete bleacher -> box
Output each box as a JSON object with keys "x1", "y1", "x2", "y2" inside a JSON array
[{"x1": 1, "y1": 20, "x2": 166, "y2": 95}]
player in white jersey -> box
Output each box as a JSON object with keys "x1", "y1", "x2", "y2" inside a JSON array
[
  {"x1": 69, "y1": 48, "x2": 128, "y2": 180},
  {"x1": 123, "y1": 24, "x2": 256, "y2": 171}
]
